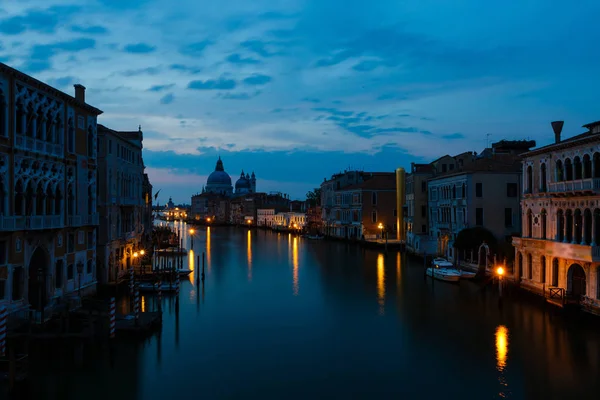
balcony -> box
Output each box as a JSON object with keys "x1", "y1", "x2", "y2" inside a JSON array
[
  {"x1": 547, "y1": 178, "x2": 600, "y2": 195},
  {"x1": 68, "y1": 214, "x2": 99, "y2": 227},
  {"x1": 0, "y1": 215, "x2": 64, "y2": 230},
  {"x1": 15, "y1": 134, "x2": 63, "y2": 158},
  {"x1": 513, "y1": 236, "x2": 600, "y2": 263}
]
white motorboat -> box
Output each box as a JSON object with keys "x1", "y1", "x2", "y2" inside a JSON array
[
  {"x1": 178, "y1": 268, "x2": 193, "y2": 276},
  {"x1": 426, "y1": 258, "x2": 461, "y2": 282}
]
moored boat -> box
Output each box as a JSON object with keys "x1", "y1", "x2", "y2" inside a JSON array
[
  {"x1": 178, "y1": 268, "x2": 193, "y2": 276},
  {"x1": 426, "y1": 258, "x2": 461, "y2": 282},
  {"x1": 460, "y1": 270, "x2": 477, "y2": 279},
  {"x1": 138, "y1": 282, "x2": 180, "y2": 293},
  {"x1": 307, "y1": 235, "x2": 324, "y2": 240}
]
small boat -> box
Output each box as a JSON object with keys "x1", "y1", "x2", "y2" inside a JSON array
[
  {"x1": 177, "y1": 268, "x2": 193, "y2": 276},
  {"x1": 157, "y1": 247, "x2": 188, "y2": 256},
  {"x1": 426, "y1": 258, "x2": 461, "y2": 282},
  {"x1": 460, "y1": 270, "x2": 477, "y2": 279},
  {"x1": 307, "y1": 235, "x2": 324, "y2": 240},
  {"x1": 138, "y1": 282, "x2": 179, "y2": 293}
]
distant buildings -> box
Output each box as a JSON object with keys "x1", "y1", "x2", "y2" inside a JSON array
[
  {"x1": 96, "y1": 124, "x2": 148, "y2": 284},
  {"x1": 0, "y1": 63, "x2": 102, "y2": 318},
  {"x1": 512, "y1": 121, "x2": 600, "y2": 315},
  {"x1": 320, "y1": 171, "x2": 397, "y2": 239}
]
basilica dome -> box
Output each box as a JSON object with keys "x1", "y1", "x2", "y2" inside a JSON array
[
  {"x1": 235, "y1": 171, "x2": 251, "y2": 190},
  {"x1": 207, "y1": 157, "x2": 232, "y2": 186}
]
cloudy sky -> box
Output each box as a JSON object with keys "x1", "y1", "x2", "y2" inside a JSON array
[{"x1": 1, "y1": 0, "x2": 599, "y2": 204}]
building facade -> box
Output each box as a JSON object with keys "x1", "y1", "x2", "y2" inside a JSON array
[
  {"x1": 257, "y1": 209, "x2": 275, "y2": 227},
  {"x1": 328, "y1": 173, "x2": 397, "y2": 239},
  {"x1": 96, "y1": 124, "x2": 146, "y2": 283},
  {"x1": 512, "y1": 121, "x2": 600, "y2": 315},
  {"x1": 406, "y1": 163, "x2": 434, "y2": 254},
  {"x1": 0, "y1": 63, "x2": 102, "y2": 318}
]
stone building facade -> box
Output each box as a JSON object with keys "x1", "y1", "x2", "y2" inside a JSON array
[
  {"x1": 512, "y1": 121, "x2": 600, "y2": 315},
  {"x1": 0, "y1": 63, "x2": 102, "y2": 318}
]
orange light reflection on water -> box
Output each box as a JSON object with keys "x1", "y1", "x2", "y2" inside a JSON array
[
  {"x1": 377, "y1": 253, "x2": 385, "y2": 315},
  {"x1": 206, "y1": 226, "x2": 211, "y2": 273},
  {"x1": 292, "y1": 237, "x2": 299, "y2": 296},
  {"x1": 188, "y1": 248, "x2": 195, "y2": 284},
  {"x1": 247, "y1": 230, "x2": 252, "y2": 281},
  {"x1": 496, "y1": 325, "x2": 509, "y2": 371}
]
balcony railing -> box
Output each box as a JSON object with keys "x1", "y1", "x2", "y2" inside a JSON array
[
  {"x1": 68, "y1": 214, "x2": 99, "y2": 227},
  {"x1": 514, "y1": 236, "x2": 600, "y2": 262},
  {"x1": 0, "y1": 215, "x2": 64, "y2": 230},
  {"x1": 547, "y1": 178, "x2": 600, "y2": 194},
  {"x1": 15, "y1": 134, "x2": 63, "y2": 158}
]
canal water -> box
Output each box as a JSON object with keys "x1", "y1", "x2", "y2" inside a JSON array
[{"x1": 28, "y1": 222, "x2": 600, "y2": 399}]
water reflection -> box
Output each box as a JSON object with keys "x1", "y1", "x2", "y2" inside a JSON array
[
  {"x1": 247, "y1": 230, "x2": 253, "y2": 282},
  {"x1": 496, "y1": 325, "x2": 509, "y2": 371},
  {"x1": 396, "y1": 252, "x2": 401, "y2": 290},
  {"x1": 206, "y1": 227, "x2": 211, "y2": 273},
  {"x1": 292, "y1": 237, "x2": 299, "y2": 296},
  {"x1": 141, "y1": 295, "x2": 146, "y2": 312},
  {"x1": 188, "y1": 249, "x2": 195, "y2": 284},
  {"x1": 496, "y1": 325, "x2": 510, "y2": 397},
  {"x1": 377, "y1": 253, "x2": 385, "y2": 315}
]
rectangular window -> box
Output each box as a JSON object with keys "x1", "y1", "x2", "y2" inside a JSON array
[
  {"x1": 506, "y1": 183, "x2": 517, "y2": 197},
  {"x1": 87, "y1": 259, "x2": 92, "y2": 274},
  {"x1": 0, "y1": 279, "x2": 5, "y2": 300},
  {"x1": 67, "y1": 264, "x2": 74, "y2": 280},
  {"x1": 476, "y1": 208, "x2": 484, "y2": 226},
  {"x1": 449, "y1": 164, "x2": 454, "y2": 170},
  {"x1": 504, "y1": 208, "x2": 513, "y2": 227},
  {"x1": 371, "y1": 210, "x2": 377, "y2": 223},
  {"x1": 476, "y1": 183, "x2": 483, "y2": 198},
  {"x1": 421, "y1": 205, "x2": 426, "y2": 218},
  {"x1": 55, "y1": 260, "x2": 63, "y2": 289},
  {"x1": 78, "y1": 231, "x2": 84, "y2": 244},
  {"x1": 421, "y1": 181, "x2": 426, "y2": 192},
  {"x1": 87, "y1": 231, "x2": 93, "y2": 249},
  {"x1": 372, "y1": 192, "x2": 377, "y2": 205},
  {"x1": 67, "y1": 233, "x2": 75, "y2": 253},
  {"x1": 442, "y1": 164, "x2": 447, "y2": 172}
]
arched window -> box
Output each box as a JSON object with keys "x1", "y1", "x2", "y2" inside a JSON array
[
  {"x1": 540, "y1": 163, "x2": 547, "y2": 192},
  {"x1": 15, "y1": 102, "x2": 25, "y2": 135},
  {"x1": 45, "y1": 114, "x2": 54, "y2": 143},
  {"x1": 565, "y1": 210, "x2": 573, "y2": 243},
  {"x1": 452, "y1": 185, "x2": 456, "y2": 199},
  {"x1": 0, "y1": 89, "x2": 6, "y2": 137},
  {"x1": 526, "y1": 165, "x2": 533, "y2": 193},
  {"x1": 594, "y1": 153, "x2": 600, "y2": 179},
  {"x1": 574, "y1": 156, "x2": 582, "y2": 180},
  {"x1": 527, "y1": 253, "x2": 533, "y2": 280},
  {"x1": 574, "y1": 209, "x2": 583, "y2": 244},
  {"x1": 556, "y1": 159, "x2": 563, "y2": 181},
  {"x1": 46, "y1": 185, "x2": 54, "y2": 215},
  {"x1": 461, "y1": 183, "x2": 466, "y2": 198},
  {"x1": 15, "y1": 180, "x2": 24, "y2": 216},
  {"x1": 540, "y1": 256, "x2": 546, "y2": 284},
  {"x1": 556, "y1": 209, "x2": 564, "y2": 242},
  {"x1": 0, "y1": 176, "x2": 5, "y2": 215},
  {"x1": 552, "y1": 258, "x2": 559, "y2": 286},
  {"x1": 67, "y1": 184, "x2": 75, "y2": 216},
  {"x1": 36, "y1": 182, "x2": 45, "y2": 216},
  {"x1": 583, "y1": 154, "x2": 592, "y2": 179},
  {"x1": 584, "y1": 209, "x2": 592, "y2": 245},
  {"x1": 541, "y1": 209, "x2": 547, "y2": 239},
  {"x1": 55, "y1": 187, "x2": 62, "y2": 216},
  {"x1": 36, "y1": 113, "x2": 44, "y2": 140},
  {"x1": 527, "y1": 209, "x2": 533, "y2": 237},
  {"x1": 88, "y1": 185, "x2": 93, "y2": 215},
  {"x1": 26, "y1": 104, "x2": 35, "y2": 137},
  {"x1": 87, "y1": 126, "x2": 94, "y2": 157},
  {"x1": 67, "y1": 118, "x2": 74, "y2": 153},
  {"x1": 25, "y1": 181, "x2": 34, "y2": 216},
  {"x1": 565, "y1": 158, "x2": 573, "y2": 180}
]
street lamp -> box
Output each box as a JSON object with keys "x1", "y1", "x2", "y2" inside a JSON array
[
  {"x1": 190, "y1": 228, "x2": 195, "y2": 249},
  {"x1": 378, "y1": 223, "x2": 384, "y2": 240},
  {"x1": 497, "y1": 266, "x2": 505, "y2": 297}
]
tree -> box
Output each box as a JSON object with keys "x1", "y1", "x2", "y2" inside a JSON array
[
  {"x1": 306, "y1": 188, "x2": 322, "y2": 207},
  {"x1": 453, "y1": 227, "x2": 497, "y2": 276}
]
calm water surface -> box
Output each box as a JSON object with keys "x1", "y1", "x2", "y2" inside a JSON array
[{"x1": 29, "y1": 222, "x2": 600, "y2": 399}]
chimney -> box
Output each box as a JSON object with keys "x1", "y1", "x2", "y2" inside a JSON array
[
  {"x1": 551, "y1": 121, "x2": 564, "y2": 144},
  {"x1": 74, "y1": 84, "x2": 86, "y2": 103}
]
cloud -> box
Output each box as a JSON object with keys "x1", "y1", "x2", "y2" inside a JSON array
[
  {"x1": 23, "y1": 38, "x2": 96, "y2": 73},
  {"x1": 179, "y1": 40, "x2": 213, "y2": 56},
  {"x1": 71, "y1": 25, "x2": 108, "y2": 35},
  {"x1": 160, "y1": 93, "x2": 175, "y2": 104},
  {"x1": 147, "y1": 84, "x2": 175, "y2": 92},
  {"x1": 302, "y1": 97, "x2": 320, "y2": 103},
  {"x1": 123, "y1": 43, "x2": 156, "y2": 53},
  {"x1": 47, "y1": 76, "x2": 76, "y2": 87},
  {"x1": 218, "y1": 91, "x2": 261, "y2": 100},
  {"x1": 169, "y1": 64, "x2": 202, "y2": 74},
  {"x1": 243, "y1": 74, "x2": 272, "y2": 86},
  {"x1": 225, "y1": 53, "x2": 260, "y2": 65},
  {"x1": 118, "y1": 67, "x2": 162, "y2": 77},
  {"x1": 240, "y1": 40, "x2": 276, "y2": 57},
  {"x1": 0, "y1": 6, "x2": 81, "y2": 35},
  {"x1": 188, "y1": 77, "x2": 236, "y2": 90},
  {"x1": 442, "y1": 133, "x2": 465, "y2": 140}
]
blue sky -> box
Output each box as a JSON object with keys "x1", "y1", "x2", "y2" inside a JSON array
[{"x1": 2, "y1": 0, "x2": 599, "y2": 204}]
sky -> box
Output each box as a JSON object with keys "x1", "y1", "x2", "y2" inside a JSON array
[{"x1": 1, "y1": 0, "x2": 599, "y2": 204}]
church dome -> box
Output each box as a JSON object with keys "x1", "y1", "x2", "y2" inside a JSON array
[
  {"x1": 235, "y1": 170, "x2": 251, "y2": 190},
  {"x1": 207, "y1": 157, "x2": 232, "y2": 186}
]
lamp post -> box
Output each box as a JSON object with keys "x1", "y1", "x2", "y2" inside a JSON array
[
  {"x1": 140, "y1": 249, "x2": 146, "y2": 274},
  {"x1": 497, "y1": 266, "x2": 505, "y2": 297},
  {"x1": 378, "y1": 222, "x2": 383, "y2": 241},
  {"x1": 190, "y1": 228, "x2": 195, "y2": 249}
]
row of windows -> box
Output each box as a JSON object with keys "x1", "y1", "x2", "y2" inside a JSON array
[
  {"x1": 525, "y1": 154, "x2": 600, "y2": 193},
  {"x1": 430, "y1": 182, "x2": 518, "y2": 200},
  {"x1": 108, "y1": 139, "x2": 141, "y2": 165}
]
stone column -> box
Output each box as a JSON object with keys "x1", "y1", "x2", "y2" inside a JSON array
[
  {"x1": 593, "y1": 215, "x2": 598, "y2": 246},
  {"x1": 580, "y1": 215, "x2": 587, "y2": 245},
  {"x1": 563, "y1": 214, "x2": 568, "y2": 243},
  {"x1": 572, "y1": 215, "x2": 577, "y2": 244}
]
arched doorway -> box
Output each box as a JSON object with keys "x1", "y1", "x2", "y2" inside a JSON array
[
  {"x1": 28, "y1": 246, "x2": 50, "y2": 311},
  {"x1": 567, "y1": 264, "x2": 586, "y2": 299}
]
